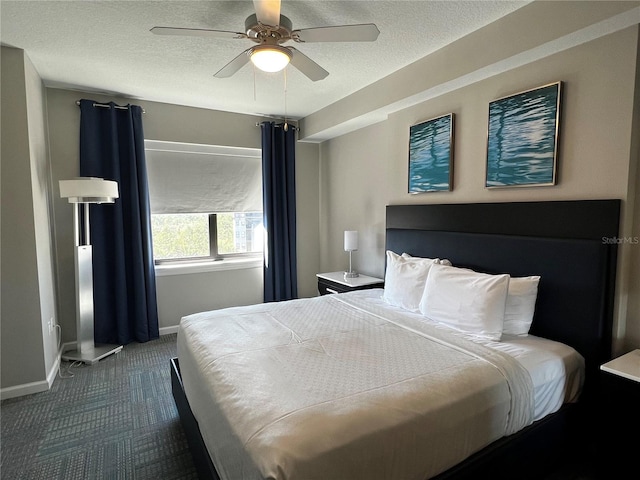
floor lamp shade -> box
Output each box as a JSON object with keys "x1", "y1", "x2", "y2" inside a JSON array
[
  {"x1": 59, "y1": 177, "x2": 122, "y2": 364},
  {"x1": 60, "y1": 177, "x2": 118, "y2": 204}
]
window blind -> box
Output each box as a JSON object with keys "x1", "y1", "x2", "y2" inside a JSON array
[{"x1": 145, "y1": 140, "x2": 262, "y2": 214}]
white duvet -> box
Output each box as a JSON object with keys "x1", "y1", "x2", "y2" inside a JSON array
[{"x1": 177, "y1": 289, "x2": 583, "y2": 480}]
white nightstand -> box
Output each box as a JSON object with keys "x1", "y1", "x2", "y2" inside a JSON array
[
  {"x1": 316, "y1": 272, "x2": 384, "y2": 295},
  {"x1": 600, "y1": 349, "x2": 640, "y2": 382}
]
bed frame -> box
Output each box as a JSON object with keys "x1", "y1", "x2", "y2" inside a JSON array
[{"x1": 171, "y1": 199, "x2": 621, "y2": 480}]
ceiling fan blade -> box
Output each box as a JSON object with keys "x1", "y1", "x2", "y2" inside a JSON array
[
  {"x1": 289, "y1": 48, "x2": 329, "y2": 82},
  {"x1": 214, "y1": 49, "x2": 251, "y2": 78},
  {"x1": 150, "y1": 26, "x2": 246, "y2": 39},
  {"x1": 293, "y1": 24, "x2": 380, "y2": 43},
  {"x1": 253, "y1": 0, "x2": 281, "y2": 27}
]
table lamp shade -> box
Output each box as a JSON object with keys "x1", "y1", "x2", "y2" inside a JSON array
[{"x1": 344, "y1": 230, "x2": 358, "y2": 252}]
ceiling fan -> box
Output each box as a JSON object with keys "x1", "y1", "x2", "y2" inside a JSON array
[{"x1": 150, "y1": 0, "x2": 380, "y2": 81}]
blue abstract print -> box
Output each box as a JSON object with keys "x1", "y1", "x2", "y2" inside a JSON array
[
  {"x1": 409, "y1": 114, "x2": 453, "y2": 192},
  {"x1": 486, "y1": 83, "x2": 561, "y2": 187}
]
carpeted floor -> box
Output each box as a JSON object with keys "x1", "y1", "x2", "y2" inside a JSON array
[{"x1": 0, "y1": 334, "x2": 198, "y2": 480}]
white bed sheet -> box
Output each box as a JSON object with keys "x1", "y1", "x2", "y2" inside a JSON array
[
  {"x1": 177, "y1": 289, "x2": 584, "y2": 480},
  {"x1": 360, "y1": 289, "x2": 585, "y2": 421}
]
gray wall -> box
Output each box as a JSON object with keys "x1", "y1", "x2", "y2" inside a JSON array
[
  {"x1": 1, "y1": 47, "x2": 58, "y2": 392},
  {"x1": 314, "y1": 23, "x2": 640, "y2": 355}
]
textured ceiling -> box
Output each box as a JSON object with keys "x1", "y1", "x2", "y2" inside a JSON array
[{"x1": 1, "y1": 1, "x2": 530, "y2": 119}]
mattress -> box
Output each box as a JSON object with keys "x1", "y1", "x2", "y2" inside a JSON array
[{"x1": 177, "y1": 289, "x2": 584, "y2": 480}]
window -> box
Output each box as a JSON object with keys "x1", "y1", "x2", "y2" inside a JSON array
[
  {"x1": 145, "y1": 141, "x2": 263, "y2": 264},
  {"x1": 150, "y1": 212, "x2": 263, "y2": 262}
]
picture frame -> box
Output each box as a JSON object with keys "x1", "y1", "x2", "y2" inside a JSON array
[
  {"x1": 486, "y1": 81, "x2": 562, "y2": 188},
  {"x1": 408, "y1": 113, "x2": 454, "y2": 193}
]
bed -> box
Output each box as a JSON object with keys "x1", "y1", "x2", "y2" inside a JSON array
[{"x1": 171, "y1": 199, "x2": 620, "y2": 480}]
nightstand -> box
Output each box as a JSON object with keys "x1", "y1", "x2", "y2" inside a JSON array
[
  {"x1": 600, "y1": 349, "x2": 640, "y2": 383},
  {"x1": 596, "y1": 349, "x2": 640, "y2": 477},
  {"x1": 316, "y1": 272, "x2": 384, "y2": 295}
]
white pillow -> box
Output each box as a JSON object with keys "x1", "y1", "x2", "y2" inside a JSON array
[
  {"x1": 401, "y1": 252, "x2": 452, "y2": 266},
  {"x1": 503, "y1": 276, "x2": 540, "y2": 336},
  {"x1": 419, "y1": 264, "x2": 510, "y2": 341},
  {"x1": 383, "y1": 251, "x2": 439, "y2": 311}
]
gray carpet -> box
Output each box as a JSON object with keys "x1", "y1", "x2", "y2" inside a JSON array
[{"x1": 0, "y1": 334, "x2": 198, "y2": 479}]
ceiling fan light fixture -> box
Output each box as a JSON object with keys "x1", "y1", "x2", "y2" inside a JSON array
[{"x1": 250, "y1": 45, "x2": 291, "y2": 73}]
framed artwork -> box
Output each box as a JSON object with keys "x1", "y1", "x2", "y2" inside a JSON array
[
  {"x1": 408, "y1": 113, "x2": 454, "y2": 193},
  {"x1": 486, "y1": 82, "x2": 562, "y2": 188}
]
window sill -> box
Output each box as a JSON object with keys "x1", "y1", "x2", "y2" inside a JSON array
[{"x1": 154, "y1": 257, "x2": 263, "y2": 277}]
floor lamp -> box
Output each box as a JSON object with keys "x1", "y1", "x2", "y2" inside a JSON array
[{"x1": 60, "y1": 177, "x2": 123, "y2": 365}]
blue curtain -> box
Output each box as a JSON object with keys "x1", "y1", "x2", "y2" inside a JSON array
[
  {"x1": 261, "y1": 122, "x2": 298, "y2": 302},
  {"x1": 79, "y1": 99, "x2": 159, "y2": 344}
]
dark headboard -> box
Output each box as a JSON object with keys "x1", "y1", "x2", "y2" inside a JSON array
[{"x1": 386, "y1": 200, "x2": 620, "y2": 399}]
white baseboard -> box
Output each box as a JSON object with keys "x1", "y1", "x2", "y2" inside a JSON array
[
  {"x1": 46, "y1": 348, "x2": 62, "y2": 389},
  {"x1": 159, "y1": 325, "x2": 179, "y2": 336},
  {"x1": 0, "y1": 378, "x2": 50, "y2": 400},
  {"x1": 0, "y1": 344, "x2": 63, "y2": 400}
]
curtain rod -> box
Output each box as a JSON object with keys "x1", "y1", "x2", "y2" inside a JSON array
[
  {"x1": 76, "y1": 100, "x2": 146, "y2": 114},
  {"x1": 255, "y1": 121, "x2": 298, "y2": 131}
]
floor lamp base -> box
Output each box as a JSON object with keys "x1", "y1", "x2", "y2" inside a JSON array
[{"x1": 62, "y1": 344, "x2": 123, "y2": 365}]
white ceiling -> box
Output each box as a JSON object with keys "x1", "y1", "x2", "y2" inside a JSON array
[{"x1": 1, "y1": 1, "x2": 530, "y2": 120}]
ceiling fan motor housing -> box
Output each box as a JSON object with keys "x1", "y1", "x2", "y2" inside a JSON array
[{"x1": 245, "y1": 13, "x2": 294, "y2": 42}]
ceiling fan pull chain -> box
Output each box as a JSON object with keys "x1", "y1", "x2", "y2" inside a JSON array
[
  {"x1": 253, "y1": 63, "x2": 257, "y2": 102},
  {"x1": 283, "y1": 67, "x2": 288, "y2": 131}
]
